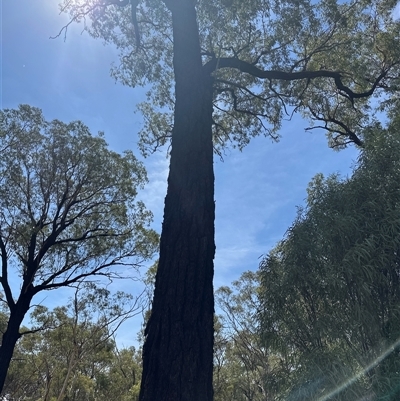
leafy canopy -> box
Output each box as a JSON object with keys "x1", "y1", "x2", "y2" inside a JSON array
[
  {"x1": 60, "y1": 0, "x2": 400, "y2": 153},
  {"x1": 0, "y1": 104, "x2": 158, "y2": 304}
]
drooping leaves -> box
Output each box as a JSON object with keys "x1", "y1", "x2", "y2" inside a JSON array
[{"x1": 259, "y1": 114, "x2": 400, "y2": 400}]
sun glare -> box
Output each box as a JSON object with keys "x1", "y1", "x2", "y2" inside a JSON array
[{"x1": 316, "y1": 337, "x2": 400, "y2": 401}]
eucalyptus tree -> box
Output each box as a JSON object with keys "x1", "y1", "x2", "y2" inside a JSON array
[
  {"x1": 3, "y1": 286, "x2": 143, "y2": 401},
  {"x1": 0, "y1": 105, "x2": 158, "y2": 392},
  {"x1": 58, "y1": 0, "x2": 400, "y2": 398},
  {"x1": 259, "y1": 115, "x2": 400, "y2": 400},
  {"x1": 36, "y1": 287, "x2": 138, "y2": 401},
  {"x1": 214, "y1": 272, "x2": 273, "y2": 401}
]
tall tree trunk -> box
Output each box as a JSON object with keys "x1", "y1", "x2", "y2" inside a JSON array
[
  {"x1": 0, "y1": 296, "x2": 31, "y2": 393},
  {"x1": 139, "y1": 2, "x2": 215, "y2": 400}
]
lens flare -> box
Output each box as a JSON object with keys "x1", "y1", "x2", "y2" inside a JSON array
[{"x1": 316, "y1": 337, "x2": 400, "y2": 401}]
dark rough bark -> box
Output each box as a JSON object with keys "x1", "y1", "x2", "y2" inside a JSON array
[
  {"x1": 139, "y1": 2, "x2": 215, "y2": 400},
  {"x1": 0, "y1": 293, "x2": 32, "y2": 393}
]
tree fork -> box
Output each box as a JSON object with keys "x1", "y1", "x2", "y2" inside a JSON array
[{"x1": 139, "y1": 2, "x2": 215, "y2": 400}]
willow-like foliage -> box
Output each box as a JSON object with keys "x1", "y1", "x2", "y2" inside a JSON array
[{"x1": 259, "y1": 115, "x2": 400, "y2": 400}]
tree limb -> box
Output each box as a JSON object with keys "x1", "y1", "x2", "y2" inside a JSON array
[
  {"x1": 204, "y1": 57, "x2": 389, "y2": 104},
  {"x1": 0, "y1": 237, "x2": 15, "y2": 309}
]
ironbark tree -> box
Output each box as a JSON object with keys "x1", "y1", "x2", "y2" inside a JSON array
[{"x1": 58, "y1": 0, "x2": 400, "y2": 399}]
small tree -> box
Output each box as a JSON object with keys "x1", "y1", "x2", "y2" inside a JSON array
[{"x1": 0, "y1": 105, "x2": 158, "y2": 392}]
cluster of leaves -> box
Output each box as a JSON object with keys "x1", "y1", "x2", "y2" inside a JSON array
[
  {"x1": 59, "y1": 0, "x2": 400, "y2": 154},
  {"x1": 2, "y1": 285, "x2": 142, "y2": 401},
  {"x1": 0, "y1": 105, "x2": 158, "y2": 291},
  {"x1": 259, "y1": 115, "x2": 400, "y2": 400},
  {"x1": 0, "y1": 104, "x2": 158, "y2": 298}
]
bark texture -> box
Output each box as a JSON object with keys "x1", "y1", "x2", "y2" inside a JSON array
[
  {"x1": 0, "y1": 292, "x2": 32, "y2": 393},
  {"x1": 139, "y1": 2, "x2": 215, "y2": 400}
]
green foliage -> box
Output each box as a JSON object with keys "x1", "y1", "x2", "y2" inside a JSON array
[
  {"x1": 0, "y1": 104, "x2": 158, "y2": 294},
  {"x1": 60, "y1": 0, "x2": 400, "y2": 154},
  {"x1": 0, "y1": 104, "x2": 158, "y2": 393},
  {"x1": 259, "y1": 115, "x2": 400, "y2": 400},
  {"x1": 214, "y1": 272, "x2": 274, "y2": 401},
  {"x1": 3, "y1": 285, "x2": 142, "y2": 401}
]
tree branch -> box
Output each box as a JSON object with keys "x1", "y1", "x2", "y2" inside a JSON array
[
  {"x1": 34, "y1": 258, "x2": 132, "y2": 293},
  {"x1": 204, "y1": 57, "x2": 389, "y2": 104},
  {"x1": 0, "y1": 236, "x2": 15, "y2": 309},
  {"x1": 51, "y1": 0, "x2": 130, "y2": 41},
  {"x1": 306, "y1": 105, "x2": 364, "y2": 147}
]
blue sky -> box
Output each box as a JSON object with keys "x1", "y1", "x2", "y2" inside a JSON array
[{"x1": 2, "y1": 0, "x2": 361, "y2": 346}]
